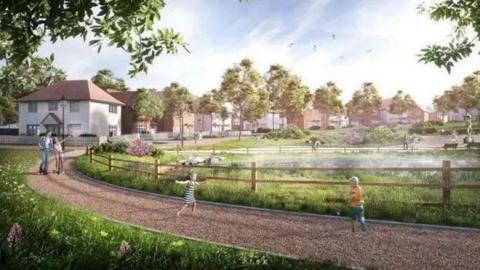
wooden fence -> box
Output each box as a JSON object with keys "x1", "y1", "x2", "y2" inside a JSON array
[{"x1": 86, "y1": 147, "x2": 480, "y2": 209}]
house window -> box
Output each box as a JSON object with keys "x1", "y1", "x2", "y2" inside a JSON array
[
  {"x1": 28, "y1": 102, "x2": 37, "y2": 113},
  {"x1": 109, "y1": 104, "x2": 117, "y2": 113},
  {"x1": 26, "y1": 124, "x2": 40, "y2": 136},
  {"x1": 108, "y1": 125, "x2": 118, "y2": 135},
  {"x1": 67, "y1": 124, "x2": 82, "y2": 136},
  {"x1": 70, "y1": 101, "x2": 80, "y2": 112},
  {"x1": 135, "y1": 123, "x2": 146, "y2": 133},
  {"x1": 48, "y1": 101, "x2": 58, "y2": 111}
]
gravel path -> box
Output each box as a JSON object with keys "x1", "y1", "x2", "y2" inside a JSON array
[{"x1": 27, "y1": 151, "x2": 480, "y2": 270}]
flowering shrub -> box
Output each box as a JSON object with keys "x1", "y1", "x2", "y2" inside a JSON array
[
  {"x1": 127, "y1": 139, "x2": 154, "y2": 157},
  {"x1": 345, "y1": 130, "x2": 366, "y2": 145},
  {"x1": 365, "y1": 127, "x2": 403, "y2": 144},
  {"x1": 7, "y1": 223, "x2": 23, "y2": 249}
]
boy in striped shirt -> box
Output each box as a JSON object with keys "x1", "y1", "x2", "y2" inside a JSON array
[{"x1": 349, "y1": 176, "x2": 367, "y2": 232}]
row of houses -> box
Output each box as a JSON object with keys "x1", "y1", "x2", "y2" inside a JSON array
[{"x1": 16, "y1": 79, "x2": 472, "y2": 138}]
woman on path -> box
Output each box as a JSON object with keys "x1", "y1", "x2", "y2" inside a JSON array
[{"x1": 52, "y1": 136, "x2": 68, "y2": 174}]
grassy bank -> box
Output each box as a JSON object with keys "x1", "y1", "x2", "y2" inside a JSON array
[
  {"x1": 0, "y1": 149, "x2": 343, "y2": 269},
  {"x1": 76, "y1": 151, "x2": 480, "y2": 228}
]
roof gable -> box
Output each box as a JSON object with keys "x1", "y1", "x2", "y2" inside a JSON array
[{"x1": 17, "y1": 80, "x2": 124, "y2": 105}]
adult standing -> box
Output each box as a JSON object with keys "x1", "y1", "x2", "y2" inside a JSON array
[{"x1": 38, "y1": 131, "x2": 53, "y2": 175}]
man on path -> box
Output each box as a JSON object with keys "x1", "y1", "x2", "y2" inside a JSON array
[{"x1": 38, "y1": 131, "x2": 53, "y2": 175}]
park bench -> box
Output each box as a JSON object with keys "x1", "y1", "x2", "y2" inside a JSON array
[
  {"x1": 467, "y1": 142, "x2": 480, "y2": 149},
  {"x1": 443, "y1": 143, "x2": 458, "y2": 150}
]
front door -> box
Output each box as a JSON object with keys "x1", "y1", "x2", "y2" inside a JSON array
[{"x1": 45, "y1": 125, "x2": 61, "y2": 136}]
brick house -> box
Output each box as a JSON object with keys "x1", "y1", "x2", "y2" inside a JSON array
[
  {"x1": 108, "y1": 90, "x2": 195, "y2": 135},
  {"x1": 293, "y1": 108, "x2": 327, "y2": 129},
  {"x1": 378, "y1": 98, "x2": 429, "y2": 125}
]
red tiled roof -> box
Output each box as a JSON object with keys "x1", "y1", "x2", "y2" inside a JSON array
[
  {"x1": 17, "y1": 80, "x2": 124, "y2": 105},
  {"x1": 380, "y1": 98, "x2": 393, "y2": 110}
]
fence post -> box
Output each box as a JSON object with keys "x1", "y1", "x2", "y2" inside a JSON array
[
  {"x1": 89, "y1": 148, "x2": 93, "y2": 164},
  {"x1": 246, "y1": 147, "x2": 249, "y2": 155},
  {"x1": 85, "y1": 145, "x2": 89, "y2": 155},
  {"x1": 279, "y1": 146, "x2": 282, "y2": 153},
  {"x1": 108, "y1": 154, "x2": 113, "y2": 172},
  {"x1": 155, "y1": 159, "x2": 160, "y2": 182},
  {"x1": 442, "y1": 160, "x2": 451, "y2": 209},
  {"x1": 251, "y1": 162, "x2": 257, "y2": 192}
]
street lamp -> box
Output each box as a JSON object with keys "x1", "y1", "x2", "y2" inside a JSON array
[{"x1": 59, "y1": 95, "x2": 67, "y2": 150}]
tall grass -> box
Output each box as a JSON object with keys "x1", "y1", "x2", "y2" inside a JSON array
[
  {"x1": 0, "y1": 149, "x2": 343, "y2": 269},
  {"x1": 77, "y1": 151, "x2": 480, "y2": 228}
]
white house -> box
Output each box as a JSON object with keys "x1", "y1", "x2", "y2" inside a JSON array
[
  {"x1": 17, "y1": 80, "x2": 124, "y2": 137},
  {"x1": 447, "y1": 108, "x2": 480, "y2": 122},
  {"x1": 242, "y1": 111, "x2": 287, "y2": 131}
]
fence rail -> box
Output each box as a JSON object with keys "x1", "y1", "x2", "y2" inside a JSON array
[{"x1": 86, "y1": 147, "x2": 480, "y2": 209}]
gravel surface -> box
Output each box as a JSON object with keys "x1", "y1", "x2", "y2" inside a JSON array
[{"x1": 27, "y1": 151, "x2": 480, "y2": 270}]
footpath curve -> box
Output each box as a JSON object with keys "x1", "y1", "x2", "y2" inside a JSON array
[{"x1": 27, "y1": 150, "x2": 480, "y2": 270}]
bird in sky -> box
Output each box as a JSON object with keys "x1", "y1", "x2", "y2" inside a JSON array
[
  {"x1": 339, "y1": 55, "x2": 345, "y2": 60},
  {"x1": 288, "y1": 42, "x2": 294, "y2": 47},
  {"x1": 313, "y1": 44, "x2": 317, "y2": 51},
  {"x1": 366, "y1": 49, "x2": 372, "y2": 53},
  {"x1": 331, "y1": 34, "x2": 336, "y2": 40}
]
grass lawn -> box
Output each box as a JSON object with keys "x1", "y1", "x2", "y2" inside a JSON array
[
  {"x1": 0, "y1": 148, "x2": 343, "y2": 270},
  {"x1": 77, "y1": 151, "x2": 480, "y2": 228}
]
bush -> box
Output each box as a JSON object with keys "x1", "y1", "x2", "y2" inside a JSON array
[
  {"x1": 256, "y1": 128, "x2": 272, "y2": 133},
  {"x1": 365, "y1": 127, "x2": 403, "y2": 144},
  {"x1": 309, "y1": 126, "x2": 321, "y2": 130},
  {"x1": 151, "y1": 148, "x2": 164, "y2": 158},
  {"x1": 263, "y1": 126, "x2": 308, "y2": 139},
  {"x1": 92, "y1": 141, "x2": 128, "y2": 154},
  {"x1": 344, "y1": 130, "x2": 365, "y2": 145},
  {"x1": 127, "y1": 139, "x2": 154, "y2": 157}
]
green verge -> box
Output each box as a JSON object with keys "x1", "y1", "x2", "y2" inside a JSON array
[
  {"x1": 76, "y1": 151, "x2": 480, "y2": 228},
  {"x1": 0, "y1": 149, "x2": 344, "y2": 270}
]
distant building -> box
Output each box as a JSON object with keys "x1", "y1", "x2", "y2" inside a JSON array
[
  {"x1": 108, "y1": 90, "x2": 195, "y2": 135},
  {"x1": 241, "y1": 112, "x2": 287, "y2": 131},
  {"x1": 447, "y1": 108, "x2": 480, "y2": 122},
  {"x1": 378, "y1": 98, "x2": 429, "y2": 125},
  {"x1": 349, "y1": 98, "x2": 429, "y2": 126},
  {"x1": 293, "y1": 108, "x2": 327, "y2": 129},
  {"x1": 17, "y1": 80, "x2": 124, "y2": 136}
]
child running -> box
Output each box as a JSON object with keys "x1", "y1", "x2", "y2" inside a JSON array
[
  {"x1": 348, "y1": 176, "x2": 367, "y2": 232},
  {"x1": 176, "y1": 171, "x2": 200, "y2": 217}
]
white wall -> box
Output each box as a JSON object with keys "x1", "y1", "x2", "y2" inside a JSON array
[
  {"x1": 18, "y1": 101, "x2": 121, "y2": 136},
  {"x1": 18, "y1": 101, "x2": 90, "y2": 135},
  {"x1": 243, "y1": 112, "x2": 287, "y2": 131},
  {"x1": 89, "y1": 102, "x2": 122, "y2": 136}
]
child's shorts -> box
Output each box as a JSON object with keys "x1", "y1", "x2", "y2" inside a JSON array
[{"x1": 352, "y1": 204, "x2": 365, "y2": 221}]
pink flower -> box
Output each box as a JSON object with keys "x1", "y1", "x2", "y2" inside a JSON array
[
  {"x1": 7, "y1": 223, "x2": 23, "y2": 249},
  {"x1": 118, "y1": 240, "x2": 132, "y2": 258},
  {"x1": 127, "y1": 139, "x2": 154, "y2": 157}
]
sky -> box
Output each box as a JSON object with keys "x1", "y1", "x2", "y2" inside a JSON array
[{"x1": 37, "y1": 0, "x2": 480, "y2": 109}]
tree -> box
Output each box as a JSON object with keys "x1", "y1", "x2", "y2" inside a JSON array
[
  {"x1": 389, "y1": 90, "x2": 416, "y2": 123},
  {"x1": 457, "y1": 71, "x2": 480, "y2": 113},
  {"x1": 0, "y1": 56, "x2": 66, "y2": 124},
  {"x1": 345, "y1": 82, "x2": 382, "y2": 125},
  {"x1": 92, "y1": 69, "x2": 128, "y2": 91},
  {"x1": 196, "y1": 89, "x2": 226, "y2": 134},
  {"x1": 265, "y1": 64, "x2": 311, "y2": 128},
  {"x1": 433, "y1": 71, "x2": 480, "y2": 117},
  {"x1": 132, "y1": 88, "x2": 164, "y2": 132},
  {"x1": 163, "y1": 82, "x2": 193, "y2": 147},
  {"x1": 220, "y1": 58, "x2": 270, "y2": 140},
  {"x1": 0, "y1": 0, "x2": 188, "y2": 75},
  {"x1": 313, "y1": 81, "x2": 344, "y2": 128},
  {"x1": 419, "y1": 0, "x2": 480, "y2": 73}
]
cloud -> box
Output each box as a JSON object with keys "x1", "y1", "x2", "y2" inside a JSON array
[{"x1": 35, "y1": 0, "x2": 479, "y2": 109}]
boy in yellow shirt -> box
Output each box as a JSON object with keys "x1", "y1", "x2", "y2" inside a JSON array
[{"x1": 349, "y1": 176, "x2": 367, "y2": 232}]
